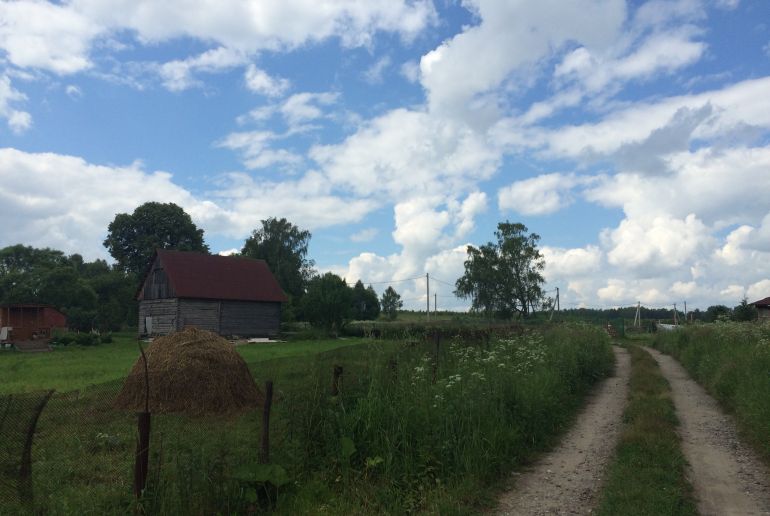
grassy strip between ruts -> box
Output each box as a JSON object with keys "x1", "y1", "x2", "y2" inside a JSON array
[{"x1": 596, "y1": 345, "x2": 697, "y2": 516}]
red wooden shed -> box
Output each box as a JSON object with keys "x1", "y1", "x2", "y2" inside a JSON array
[{"x1": 0, "y1": 304, "x2": 68, "y2": 342}]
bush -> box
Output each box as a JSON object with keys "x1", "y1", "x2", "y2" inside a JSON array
[
  {"x1": 74, "y1": 333, "x2": 101, "y2": 346},
  {"x1": 100, "y1": 333, "x2": 113, "y2": 344}
]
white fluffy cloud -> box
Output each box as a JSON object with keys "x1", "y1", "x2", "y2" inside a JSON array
[
  {"x1": 498, "y1": 173, "x2": 593, "y2": 215},
  {"x1": 0, "y1": 75, "x2": 32, "y2": 133},
  {"x1": 0, "y1": 1, "x2": 103, "y2": 74},
  {"x1": 311, "y1": 109, "x2": 500, "y2": 199},
  {"x1": 244, "y1": 65, "x2": 290, "y2": 97},
  {"x1": 419, "y1": 0, "x2": 626, "y2": 118},
  {"x1": 159, "y1": 47, "x2": 246, "y2": 91},
  {"x1": 0, "y1": 148, "x2": 377, "y2": 259},
  {"x1": 0, "y1": 0, "x2": 435, "y2": 77}
]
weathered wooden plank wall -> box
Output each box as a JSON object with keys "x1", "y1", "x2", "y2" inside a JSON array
[
  {"x1": 220, "y1": 301, "x2": 281, "y2": 337},
  {"x1": 178, "y1": 299, "x2": 220, "y2": 333},
  {"x1": 138, "y1": 299, "x2": 179, "y2": 335}
]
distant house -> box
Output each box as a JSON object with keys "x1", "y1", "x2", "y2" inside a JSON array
[
  {"x1": 750, "y1": 297, "x2": 770, "y2": 321},
  {"x1": 0, "y1": 304, "x2": 68, "y2": 342},
  {"x1": 137, "y1": 250, "x2": 287, "y2": 338}
]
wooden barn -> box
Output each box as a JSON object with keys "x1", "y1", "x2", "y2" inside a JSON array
[
  {"x1": 750, "y1": 297, "x2": 770, "y2": 321},
  {"x1": 0, "y1": 304, "x2": 68, "y2": 342},
  {"x1": 137, "y1": 250, "x2": 287, "y2": 338}
]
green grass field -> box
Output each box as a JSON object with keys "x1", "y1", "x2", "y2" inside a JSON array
[
  {"x1": 0, "y1": 325, "x2": 613, "y2": 514},
  {"x1": 0, "y1": 333, "x2": 368, "y2": 394}
]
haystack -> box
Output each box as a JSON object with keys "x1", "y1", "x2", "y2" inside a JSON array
[{"x1": 114, "y1": 327, "x2": 262, "y2": 416}]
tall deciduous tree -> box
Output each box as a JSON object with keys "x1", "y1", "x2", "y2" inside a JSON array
[
  {"x1": 103, "y1": 202, "x2": 208, "y2": 275},
  {"x1": 241, "y1": 217, "x2": 315, "y2": 301},
  {"x1": 380, "y1": 286, "x2": 403, "y2": 320},
  {"x1": 455, "y1": 221, "x2": 545, "y2": 318},
  {"x1": 302, "y1": 272, "x2": 352, "y2": 333}
]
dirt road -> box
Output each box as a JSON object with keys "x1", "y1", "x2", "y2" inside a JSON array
[
  {"x1": 645, "y1": 346, "x2": 770, "y2": 516},
  {"x1": 495, "y1": 346, "x2": 631, "y2": 515}
]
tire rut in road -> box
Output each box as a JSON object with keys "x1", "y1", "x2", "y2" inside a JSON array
[
  {"x1": 644, "y1": 346, "x2": 770, "y2": 516},
  {"x1": 495, "y1": 346, "x2": 631, "y2": 515}
]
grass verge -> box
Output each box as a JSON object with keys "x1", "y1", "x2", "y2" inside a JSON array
[
  {"x1": 596, "y1": 345, "x2": 696, "y2": 516},
  {"x1": 652, "y1": 323, "x2": 770, "y2": 464}
]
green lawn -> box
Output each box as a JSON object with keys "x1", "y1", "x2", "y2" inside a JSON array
[{"x1": 0, "y1": 333, "x2": 369, "y2": 394}]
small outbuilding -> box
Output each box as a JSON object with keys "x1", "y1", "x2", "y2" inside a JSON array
[
  {"x1": 0, "y1": 304, "x2": 68, "y2": 342},
  {"x1": 137, "y1": 250, "x2": 287, "y2": 338},
  {"x1": 750, "y1": 297, "x2": 770, "y2": 321}
]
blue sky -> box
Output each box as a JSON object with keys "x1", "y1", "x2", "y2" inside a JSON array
[{"x1": 1, "y1": 0, "x2": 769, "y2": 310}]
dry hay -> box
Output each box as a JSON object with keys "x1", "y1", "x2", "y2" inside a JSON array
[{"x1": 114, "y1": 327, "x2": 262, "y2": 416}]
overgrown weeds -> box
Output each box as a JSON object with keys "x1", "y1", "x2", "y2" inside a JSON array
[
  {"x1": 652, "y1": 323, "x2": 770, "y2": 463},
  {"x1": 596, "y1": 346, "x2": 696, "y2": 516}
]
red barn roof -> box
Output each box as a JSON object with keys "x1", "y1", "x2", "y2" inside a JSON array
[
  {"x1": 139, "y1": 250, "x2": 287, "y2": 303},
  {"x1": 750, "y1": 297, "x2": 770, "y2": 307}
]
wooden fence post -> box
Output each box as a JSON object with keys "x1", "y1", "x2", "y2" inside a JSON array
[
  {"x1": 432, "y1": 331, "x2": 440, "y2": 384},
  {"x1": 331, "y1": 365, "x2": 343, "y2": 396},
  {"x1": 19, "y1": 390, "x2": 54, "y2": 506},
  {"x1": 260, "y1": 380, "x2": 273, "y2": 464},
  {"x1": 133, "y1": 412, "x2": 151, "y2": 498}
]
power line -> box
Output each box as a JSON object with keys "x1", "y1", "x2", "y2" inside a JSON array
[{"x1": 345, "y1": 275, "x2": 424, "y2": 286}]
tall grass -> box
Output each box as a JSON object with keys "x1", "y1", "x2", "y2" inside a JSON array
[
  {"x1": 4, "y1": 325, "x2": 612, "y2": 514},
  {"x1": 276, "y1": 324, "x2": 613, "y2": 513},
  {"x1": 652, "y1": 323, "x2": 770, "y2": 462}
]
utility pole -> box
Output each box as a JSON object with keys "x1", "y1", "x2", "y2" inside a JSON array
[
  {"x1": 684, "y1": 301, "x2": 687, "y2": 323},
  {"x1": 426, "y1": 273, "x2": 430, "y2": 322},
  {"x1": 434, "y1": 292, "x2": 437, "y2": 314},
  {"x1": 673, "y1": 303, "x2": 678, "y2": 326},
  {"x1": 549, "y1": 287, "x2": 560, "y2": 322},
  {"x1": 634, "y1": 302, "x2": 641, "y2": 328}
]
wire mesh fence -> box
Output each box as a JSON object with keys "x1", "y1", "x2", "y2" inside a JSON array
[{"x1": 0, "y1": 325, "x2": 529, "y2": 514}]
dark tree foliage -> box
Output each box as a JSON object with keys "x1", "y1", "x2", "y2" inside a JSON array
[
  {"x1": 103, "y1": 202, "x2": 208, "y2": 275},
  {"x1": 241, "y1": 217, "x2": 315, "y2": 302},
  {"x1": 455, "y1": 221, "x2": 545, "y2": 318},
  {"x1": 705, "y1": 304, "x2": 732, "y2": 322},
  {"x1": 350, "y1": 280, "x2": 380, "y2": 321},
  {"x1": 380, "y1": 286, "x2": 403, "y2": 321},
  {"x1": 733, "y1": 298, "x2": 758, "y2": 322},
  {"x1": 302, "y1": 273, "x2": 352, "y2": 332},
  {"x1": 0, "y1": 245, "x2": 137, "y2": 331}
]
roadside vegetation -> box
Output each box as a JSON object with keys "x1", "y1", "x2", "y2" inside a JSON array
[
  {"x1": 652, "y1": 323, "x2": 770, "y2": 463},
  {"x1": 1, "y1": 324, "x2": 612, "y2": 514},
  {"x1": 597, "y1": 345, "x2": 696, "y2": 515}
]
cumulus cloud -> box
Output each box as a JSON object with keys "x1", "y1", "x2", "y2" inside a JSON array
[
  {"x1": 0, "y1": 1, "x2": 103, "y2": 74},
  {"x1": 0, "y1": 148, "x2": 378, "y2": 259},
  {"x1": 0, "y1": 75, "x2": 32, "y2": 133},
  {"x1": 498, "y1": 173, "x2": 593, "y2": 215},
  {"x1": 244, "y1": 65, "x2": 290, "y2": 97},
  {"x1": 419, "y1": 0, "x2": 626, "y2": 117},
  {"x1": 217, "y1": 131, "x2": 303, "y2": 169},
  {"x1": 311, "y1": 109, "x2": 500, "y2": 199},
  {"x1": 159, "y1": 47, "x2": 246, "y2": 91}
]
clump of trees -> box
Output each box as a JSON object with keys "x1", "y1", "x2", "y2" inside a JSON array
[
  {"x1": 0, "y1": 245, "x2": 136, "y2": 331},
  {"x1": 455, "y1": 221, "x2": 545, "y2": 318}
]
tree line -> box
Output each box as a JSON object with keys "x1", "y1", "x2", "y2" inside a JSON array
[{"x1": 0, "y1": 202, "x2": 405, "y2": 332}]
